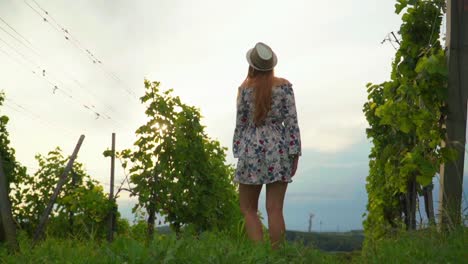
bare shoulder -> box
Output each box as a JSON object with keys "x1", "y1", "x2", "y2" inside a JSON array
[
  {"x1": 273, "y1": 77, "x2": 292, "y2": 87},
  {"x1": 239, "y1": 79, "x2": 251, "y2": 89}
]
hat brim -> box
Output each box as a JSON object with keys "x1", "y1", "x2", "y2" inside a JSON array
[{"x1": 246, "y1": 48, "x2": 277, "y2": 71}]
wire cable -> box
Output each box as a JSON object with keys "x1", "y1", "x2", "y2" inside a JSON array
[
  {"x1": 0, "y1": 16, "x2": 34, "y2": 47},
  {"x1": 0, "y1": 23, "x2": 39, "y2": 56},
  {"x1": 0, "y1": 15, "x2": 126, "y2": 121},
  {"x1": 0, "y1": 34, "x2": 127, "y2": 127},
  {"x1": 24, "y1": 0, "x2": 139, "y2": 100},
  {"x1": 0, "y1": 44, "x2": 111, "y2": 120},
  {"x1": 2, "y1": 98, "x2": 76, "y2": 137}
]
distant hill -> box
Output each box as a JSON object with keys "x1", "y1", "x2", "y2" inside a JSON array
[
  {"x1": 285, "y1": 230, "x2": 364, "y2": 252},
  {"x1": 156, "y1": 226, "x2": 364, "y2": 252}
]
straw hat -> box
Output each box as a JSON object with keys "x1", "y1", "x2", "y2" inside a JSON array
[{"x1": 246, "y1": 42, "x2": 277, "y2": 71}]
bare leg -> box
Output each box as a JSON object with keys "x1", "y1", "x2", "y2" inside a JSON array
[
  {"x1": 266, "y1": 181, "x2": 288, "y2": 250},
  {"x1": 239, "y1": 183, "x2": 263, "y2": 243}
]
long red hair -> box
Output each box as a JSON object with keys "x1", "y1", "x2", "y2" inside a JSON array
[{"x1": 245, "y1": 66, "x2": 274, "y2": 126}]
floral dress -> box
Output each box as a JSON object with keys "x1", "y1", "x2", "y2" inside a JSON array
[{"x1": 233, "y1": 83, "x2": 301, "y2": 185}]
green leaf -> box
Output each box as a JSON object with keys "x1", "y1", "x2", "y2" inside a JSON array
[
  {"x1": 395, "y1": 0, "x2": 407, "y2": 14},
  {"x1": 416, "y1": 173, "x2": 434, "y2": 187},
  {"x1": 441, "y1": 147, "x2": 458, "y2": 162},
  {"x1": 102, "y1": 149, "x2": 113, "y2": 157},
  {"x1": 399, "y1": 118, "x2": 413, "y2": 133},
  {"x1": 0, "y1": 115, "x2": 9, "y2": 124}
]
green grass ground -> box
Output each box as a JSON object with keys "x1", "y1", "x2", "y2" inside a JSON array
[
  {"x1": 0, "y1": 231, "x2": 341, "y2": 264},
  {"x1": 0, "y1": 228, "x2": 466, "y2": 263},
  {"x1": 355, "y1": 227, "x2": 467, "y2": 264}
]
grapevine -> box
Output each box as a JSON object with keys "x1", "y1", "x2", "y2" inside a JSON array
[{"x1": 363, "y1": 0, "x2": 451, "y2": 240}]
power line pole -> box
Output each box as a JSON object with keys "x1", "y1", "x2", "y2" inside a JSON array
[
  {"x1": 308, "y1": 213, "x2": 314, "y2": 233},
  {"x1": 439, "y1": 0, "x2": 468, "y2": 229}
]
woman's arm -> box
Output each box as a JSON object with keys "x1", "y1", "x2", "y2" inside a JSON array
[
  {"x1": 233, "y1": 87, "x2": 246, "y2": 158},
  {"x1": 283, "y1": 84, "x2": 302, "y2": 157}
]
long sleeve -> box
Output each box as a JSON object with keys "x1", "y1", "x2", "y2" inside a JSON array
[
  {"x1": 233, "y1": 87, "x2": 247, "y2": 158},
  {"x1": 283, "y1": 84, "x2": 301, "y2": 156}
]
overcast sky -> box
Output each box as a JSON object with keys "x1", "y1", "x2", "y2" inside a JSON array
[{"x1": 1, "y1": 0, "x2": 465, "y2": 232}]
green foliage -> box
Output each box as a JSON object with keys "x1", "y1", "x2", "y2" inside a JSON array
[
  {"x1": 0, "y1": 91, "x2": 27, "y2": 191},
  {"x1": 10, "y1": 147, "x2": 116, "y2": 239},
  {"x1": 0, "y1": 91, "x2": 26, "y2": 243},
  {"x1": 128, "y1": 220, "x2": 149, "y2": 240},
  {"x1": 363, "y1": 0, "x2": 448, "y2": 240},
  {"x1": 357, "y1": 227, "x2": 467, "y2": 263},
  {"x1": 117, "y1": 80, "x2": 241, "y2": 235},
  {"x1": 0, "y1": 231, "x2": 343, "y2": 264}
]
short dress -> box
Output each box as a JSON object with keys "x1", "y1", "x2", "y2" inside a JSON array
[{"x1": 232, "y1": 82, "x2": 302, "y2": 185}]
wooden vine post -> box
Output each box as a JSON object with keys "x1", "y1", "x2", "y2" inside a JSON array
[
  {"x1": 33, "y1": 135, "x2": 85, "y2": 243},
  {"x1": 107, "y1": 133, "x2": 116, "y2": 242},
  {"x1": 438, "y1": 0, "x2": 468, "y2": 229},
  {"x1": 68, "y1": 169, "x2": 78, "y2": 234},
  {"x1": 0, "y1": 152, "x2": 19, "y2": 252}
]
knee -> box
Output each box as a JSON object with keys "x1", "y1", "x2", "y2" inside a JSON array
[
  {"x1": 240, "y1": 204, "x2": 258, "y2": 217},
  {"x1": 266, "y1": 203, "x2": 283, "y2": 216}
]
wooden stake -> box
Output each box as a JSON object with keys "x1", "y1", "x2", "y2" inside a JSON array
[
  {"x1": 33, "y1": 135, "x2": 85, "y2": 243},
  {"x1": 439, "y1": 0, "x2": 468, "y2": 229},
  {"x1": 69, "y1": 169, "x2": 78, "y2": 234},
  {"x1": 423, "y1": 184, "x2": 435, "y2": 225},
  {"x1": 0, "y1": 152, "x2": 19, "y2": 252},
  {"x1": 107, "y1": 133, "x2": 116, "y2": 242}
]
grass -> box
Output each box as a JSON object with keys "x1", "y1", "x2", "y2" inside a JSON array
[
  {"x1": 0, "y1": 227, "x2": 466, "y2": 263},
  {"x1": 356, "y1": 227, "x2": 468, "y2": 264},
  {"x1": 0, "y1": 231, "x2": 343, "y2": 264}
]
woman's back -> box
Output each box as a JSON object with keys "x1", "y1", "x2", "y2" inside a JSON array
[
  {"x1": 233, "y1": 78, "x2": 301, "y2": 184},
  {"x1": 237, "y1": 78, "x2": 294, "y2": 126}
]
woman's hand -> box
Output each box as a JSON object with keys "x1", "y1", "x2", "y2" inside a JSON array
[{"x1": 291, "y1": 155, "x2": 299, "y2": 177}]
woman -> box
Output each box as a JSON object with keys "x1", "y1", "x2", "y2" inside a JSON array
[{"x1": 233, "y1": 42, "x2": 301, "y2": 249}]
